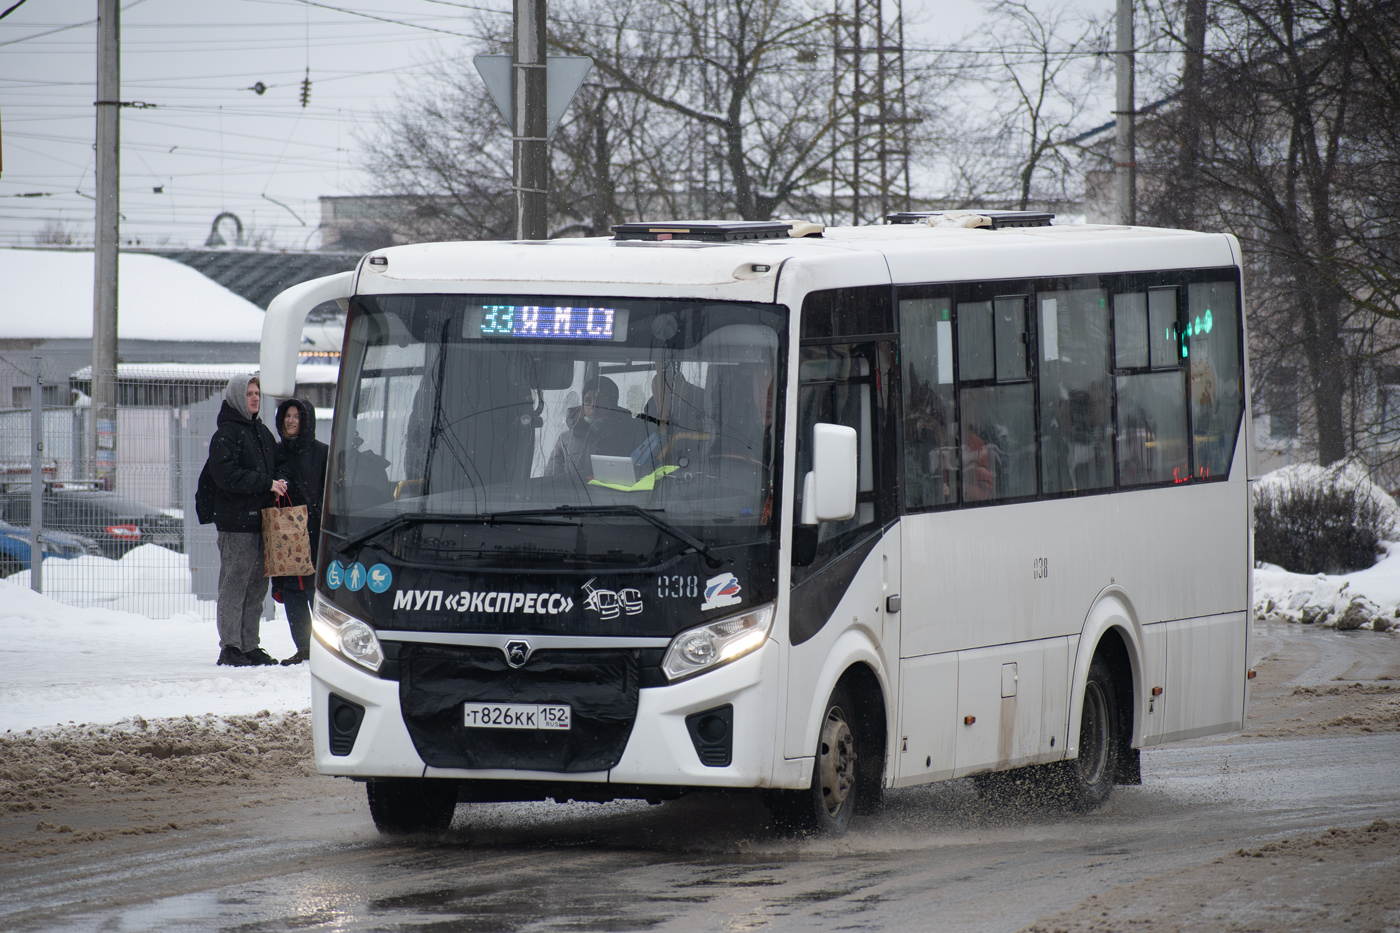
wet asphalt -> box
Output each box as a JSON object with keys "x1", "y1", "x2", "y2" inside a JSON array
[{"x1": 5, "y1": 622, "x2": 1399, "y2": 933}]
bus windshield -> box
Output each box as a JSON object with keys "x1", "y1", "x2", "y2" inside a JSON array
[{"x1": 328, "y1": 294, "x2": 785, "y2": 565}]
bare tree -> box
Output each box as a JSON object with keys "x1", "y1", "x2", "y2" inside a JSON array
[
  {"x1": 948, "y1": 0, "x2": 1106, "y2": 210},
  {"x1": 32, "y1": 220, "x2": 76, "y2": 246},
  {"x1": 361, "y1": 64, "x2": 515, "y2": 241},
  {"x1": 1136, "y1": 0, "x2": 1400, "y2": 468},
  {"x1": 550, "y1": 0, "x2": 859, "y2": 221}
]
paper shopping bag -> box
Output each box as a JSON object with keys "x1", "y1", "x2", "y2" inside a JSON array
[{"x1": 262, "y1": 497, "x2": 314, "y2": 577}]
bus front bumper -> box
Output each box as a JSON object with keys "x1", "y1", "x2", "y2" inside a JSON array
[{"x1": 310, "y1": 638, "x2": 786, "y2": 789}]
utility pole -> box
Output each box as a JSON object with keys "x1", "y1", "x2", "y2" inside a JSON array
[
  {"x1": 93, "y1": 0, "x2": 120, "y2": 486},
  {"x1": 513, "y1": 0, "x2": 548, "y2": 239},
  {"x1": 831, "y1": 0, "x2": 911, "y2": 226},
  {"x1": 29, "y1": 358, "x2": 44, "y2": 594},
  {"x1": 1114, "y1": 0, "x2": 1136, "y2": 225}
]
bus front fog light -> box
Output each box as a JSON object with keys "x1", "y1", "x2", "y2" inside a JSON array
[{"x1": 663, "y1": 605, "x2": 773, "y2": 683}]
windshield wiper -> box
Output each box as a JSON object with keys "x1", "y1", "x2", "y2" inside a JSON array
[
  {"x1": 495, "y1": 505, "x2": 730, "y2": 569},
  {"x1": 337, "y1": 511, "x2": 579, "y2": 554}
]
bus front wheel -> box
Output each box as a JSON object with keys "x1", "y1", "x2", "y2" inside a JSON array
[
  {"x1": 767, "y1": 684, "x2": 860, "y2": 834},
  {"x1": 366, "y1": 778, "x2": 458, "y2": 835}
]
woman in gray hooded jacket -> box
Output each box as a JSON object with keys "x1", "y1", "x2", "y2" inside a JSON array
[{"x1": 205, "y1": 374, "x2": 286, "y2": 667}]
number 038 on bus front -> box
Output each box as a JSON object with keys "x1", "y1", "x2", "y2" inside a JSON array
[{"x1": 259, "y1": 213, "x2": 1253, "y2": 836}]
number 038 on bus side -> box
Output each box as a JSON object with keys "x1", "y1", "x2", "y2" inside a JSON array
[{"x1": 261, "y1": 214, "x2": 1253, "y2": 836}]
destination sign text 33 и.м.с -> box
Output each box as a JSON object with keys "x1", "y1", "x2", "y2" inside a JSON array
[{"x1": 482, "y1": 304, "x2": 616, "y2": 340}]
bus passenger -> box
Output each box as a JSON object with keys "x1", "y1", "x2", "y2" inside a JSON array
[
  {"x1": 644, "y1": 364, "x2": 706, "y2": 432},
  {"x1": 543, "y1": 377, "x2": 638, "y2": 477}
]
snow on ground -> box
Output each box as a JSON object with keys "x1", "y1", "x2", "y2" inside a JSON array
[{"x1": 0, "y1": 574, "x2": 310, "y2": 734}]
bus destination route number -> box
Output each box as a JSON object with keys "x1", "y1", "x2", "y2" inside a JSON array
[
  {"x1": 657, "y1": 574, "x2": 699, "y2": 598},
  {"x1": 1032, "y1": 557, "x2": 1049, "y2": 580},
  {"x1": 463, "y1": 703, "x2": 572, "y2": 731},
  {"x1": 481, "y1": 304, "x2": 616, "y2": 341}
]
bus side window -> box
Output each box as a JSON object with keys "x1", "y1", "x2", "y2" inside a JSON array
[
  {"x1": 1038, "y1": 287, "x2": 1113, "y2": 494},
  {"x1": 899, "y1": 296, "x2": 958, "y2": 508},
  {"x1": 1114, "y1": 289, "x2": 1189, "y2": 486},
  {"x1": 957, "y1": 297, "x2": 1036, "y2": 502},
  {"x1": 1186, "y1": 281, "x2": 1244, "y2": 479},
  {"x1": 792, "y1": 343, "x2": 887, "y2": 578}
]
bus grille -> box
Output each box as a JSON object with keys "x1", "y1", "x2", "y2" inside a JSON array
[{"x1": 397, "y1": 645, "x2": 640, "y2": 773}]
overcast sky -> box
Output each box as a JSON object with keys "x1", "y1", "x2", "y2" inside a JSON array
[{"x1": 0, "y1": 0, "x2": 1115, "y2": 251}]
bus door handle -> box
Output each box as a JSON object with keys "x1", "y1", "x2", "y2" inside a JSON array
[{"x1": 886, "y1": 594, "x2": 901, "y2": 614}]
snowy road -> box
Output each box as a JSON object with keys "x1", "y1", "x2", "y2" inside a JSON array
[{"x1": 2, "y1": 621, "x2": 1398, "y2": 932}]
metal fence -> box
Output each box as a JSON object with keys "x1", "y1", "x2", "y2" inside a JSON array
[{"x1": 0, "y1": 362, "x2": 267, "y2": 620}]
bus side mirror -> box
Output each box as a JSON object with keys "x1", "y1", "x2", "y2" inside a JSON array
[
  {"x1": 800, "y1": 423, "x2": 858, "y2": 524},
  {"x1": 261, "y1": 271, "x2": 355, "y2": 398}
]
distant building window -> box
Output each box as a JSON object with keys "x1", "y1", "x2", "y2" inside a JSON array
[
  {"x1": 10, "y1": 385, "x2": 67, "y2": 409},
  {"x1": 1377, "y1": 365, "x2": 1400, "y2": 445},
  {"x1": 1267, "y1": 368, "x2": 1299, "y2": 441}
]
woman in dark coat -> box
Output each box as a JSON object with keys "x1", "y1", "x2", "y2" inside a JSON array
[
  {"x1": 207, "y1": 374, "x2": 286, "y2": 667},
  {"x1": 272, "y1": 398, "x2": 328, "y2": 665}
]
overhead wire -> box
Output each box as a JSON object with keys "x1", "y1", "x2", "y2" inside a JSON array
[
  {"x1": 0, "y1": 0, "x2": 31, "y2": 22},
  {"x1": 0, "y1": 0, "x2": 151, "y2": 47}
]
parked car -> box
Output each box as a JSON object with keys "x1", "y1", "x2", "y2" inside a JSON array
[
  {"x1": 0, "y1": 519, "x2": 103, "y2": 576},
  {"x1": 0, "y1": 484, "x2": 184, "y2": 559}
]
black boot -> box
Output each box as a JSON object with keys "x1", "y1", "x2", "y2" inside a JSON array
[
  {"x1": 217, "y1": 645, "x2": 252, "y2": 667},
  {"x1": 243, "y1": 647, "x2": 279, "y2": 666}
]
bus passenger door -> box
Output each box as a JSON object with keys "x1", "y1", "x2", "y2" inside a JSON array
[{"x1": 784, "y1": 340, "x2": 899, "y2": 762}]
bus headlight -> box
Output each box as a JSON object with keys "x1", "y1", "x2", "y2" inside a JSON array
[
  {"x1": 662, "y1": 604, "x2": 774, "y2": 683},
  {"x1": 312, "y1": 594, "x2": 383, "y2": 672}
]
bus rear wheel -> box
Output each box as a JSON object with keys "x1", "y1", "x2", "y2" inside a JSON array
[
  {"x1": 1050, "y1": 656, "x2": 1120, "y2": 811},
  {"x1": 366, "y1": 778, "x2": 458, "y2": 835},
  {"x1": 767, "y1": 685, "x2": 859, "y2": 835}
]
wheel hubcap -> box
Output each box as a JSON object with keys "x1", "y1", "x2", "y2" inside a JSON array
[
  {"x1": 818, "y1": 705, "x2": 856, "y2": 817},
  {"x1": 1079, "y1": 682, "x2": 1109, "y2": 784}
]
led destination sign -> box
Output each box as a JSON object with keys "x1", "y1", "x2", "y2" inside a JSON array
[{"x1": 481, "y1": 304, "x2": 617, "y2": 340}]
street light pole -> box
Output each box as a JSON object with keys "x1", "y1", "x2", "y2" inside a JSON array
[
  {"x1": 93, "y1": 0, "x2": 120, "y2": 486},
  {"x1": 513, "y1": 0, "x2": 548, "y2": 239},
  {"x1": 1114, "y1": 0, "x2": 1136, "y2": 226}
]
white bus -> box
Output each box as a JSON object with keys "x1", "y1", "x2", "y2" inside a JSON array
[{"x1": 260, "y1": 213, "x2": 1252, "y2": 835}]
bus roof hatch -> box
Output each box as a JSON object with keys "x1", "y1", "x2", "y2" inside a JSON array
[
  {"x1": 611, "y1": 220, "x2": 795, "y2": 242},
  {"x1": 885, "y1": 210, "x2": 1055, "y2": 229}
]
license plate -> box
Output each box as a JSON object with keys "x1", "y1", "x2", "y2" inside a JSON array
[{"x1": 463, "y1": 703, "x2": 571, "y2": 731}]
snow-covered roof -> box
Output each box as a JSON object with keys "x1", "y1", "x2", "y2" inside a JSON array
[
  {"x1": 68, "y1": 361, "x2": 340, "y2": 384},
  {"x1": 0, "y1": 248, "x2": 266, "y2": 342}
]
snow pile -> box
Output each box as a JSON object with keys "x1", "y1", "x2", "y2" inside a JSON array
[
  {"x1": 1, "y1": 711, "x2": 312, "y2": 809},
  {"x1": 8, "y1": 543, "x2": 212, "y2": 618},
  {"x1": 0, "y1": 577, "x2": 310, "y2": 733},
  {"x1": 1255, "y1": 548, "x2": 1400, "y2": 631},
  {"x1": 1254, "y1": 462, "x2": 1400, "y2": 631}
]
